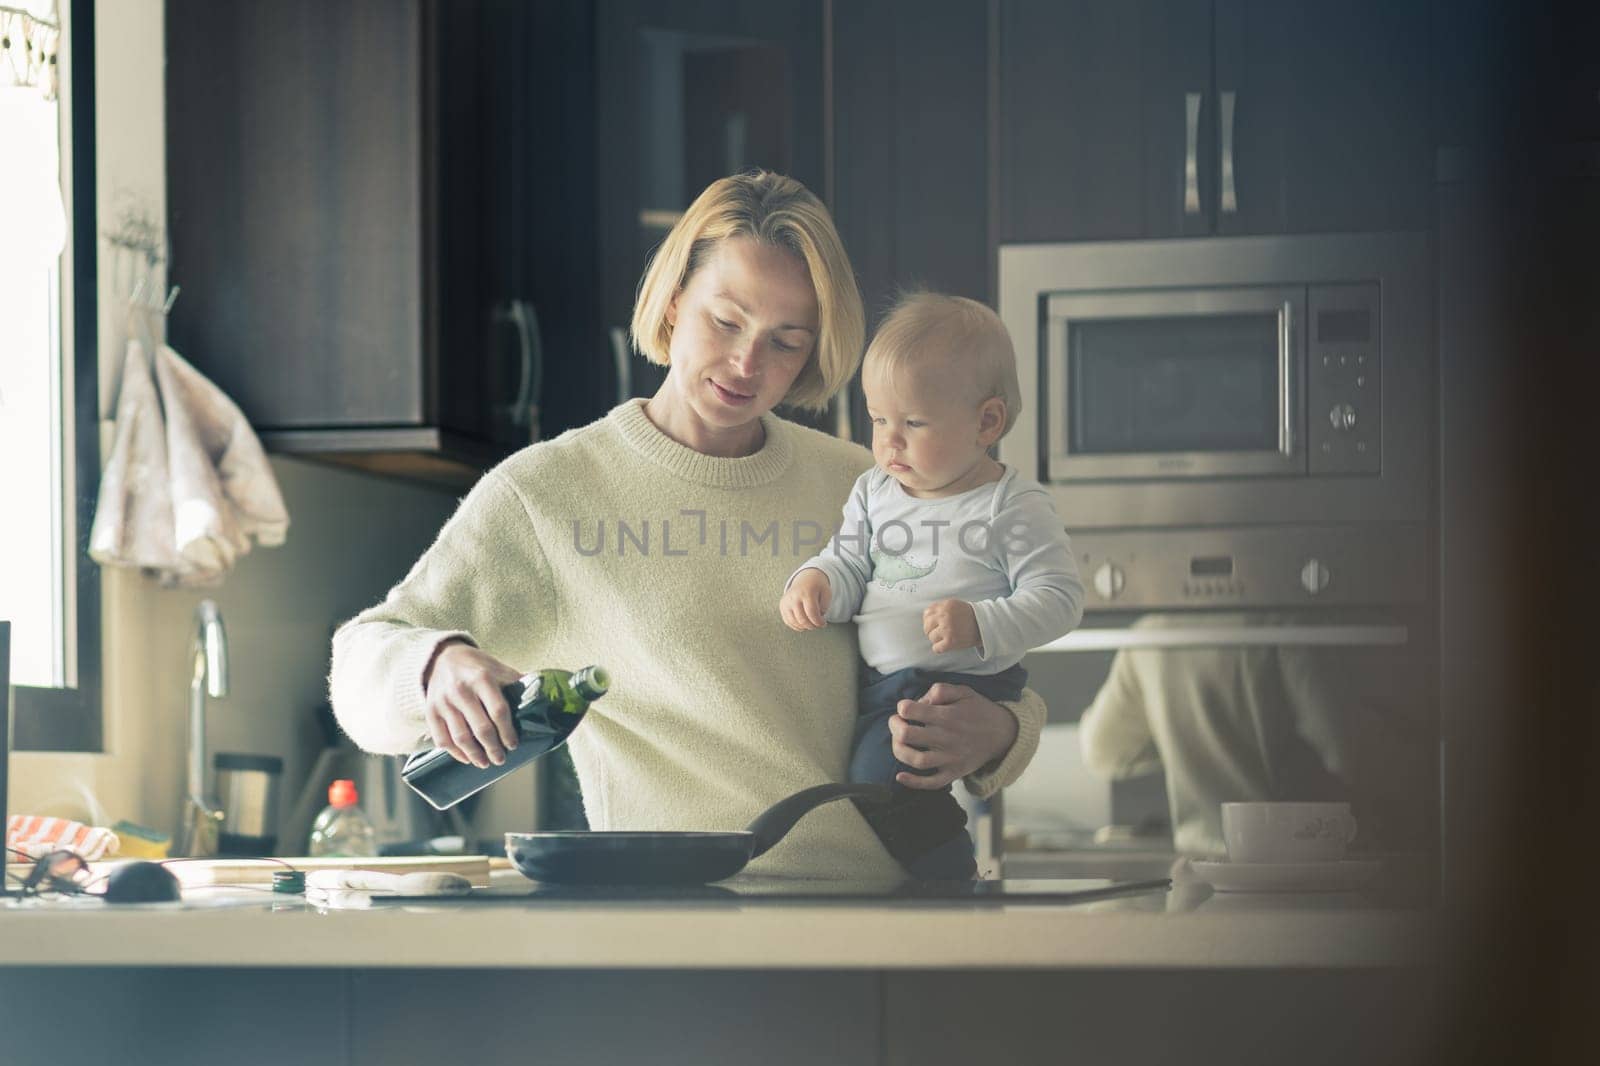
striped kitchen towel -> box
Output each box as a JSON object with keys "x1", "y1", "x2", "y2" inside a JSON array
[{"x1": 5, "y1": 815, "x2": 122, "y2": 862}]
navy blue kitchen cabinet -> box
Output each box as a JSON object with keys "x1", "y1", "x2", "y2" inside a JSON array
[
  {"x1": 828, "y1": 0, "x2": 993, "y2": 442},
  {"x1": 0, "y1": 966, "x2": 1439, "y2": 1066},
  {"x1": 167, "y1": 0, "x2": 1438, "y2": 483},
  {"x1": 997, "y1": 0, "x2": 1433, "y2": 241},
  {"x1": 593, "y1": 0, "x2": 828, "y2": 428}
]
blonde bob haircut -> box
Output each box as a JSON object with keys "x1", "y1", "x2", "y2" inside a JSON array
[
  {"x1": 864, "y1": 291, "x2": 1024, "y2": 438},
  {"x1": 630, "y1": 171, "x2": 865, "y2": 412}
]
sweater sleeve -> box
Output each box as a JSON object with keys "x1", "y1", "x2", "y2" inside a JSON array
[
  {"x1": 1077, "y1": 649, "x2": 1162, "y2": 780},
  {"x1": 328, "y1": 469, "x2": 557, "y2": 755},
  {"x1": 969, "y1": 485, "x2": 1084, "y2": 663},
  {"x1": 962, "y1": 686, "x2": 1048, "y2": 799}
]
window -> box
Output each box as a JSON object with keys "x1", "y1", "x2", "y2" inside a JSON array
[{"x1": 0, "y1": 0, "x2": 99, "y2": 750}]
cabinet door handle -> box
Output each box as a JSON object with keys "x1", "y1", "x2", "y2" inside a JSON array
[
  {"x1": 1279, "y1": 298, "x2": 1296, "y2": 456},
  {"x1": 492, "y1": 299, "x2": 542, "y2": 430},
  {"x1": 1220, "y1": 89, "x2": 1238, "y2": 214},
  {"x1": 1184, "y1": 91, "x2": 1202, "y2": 215},
  {"x1": 609, "y1": 326, "x2": 633, "y2": 406}
]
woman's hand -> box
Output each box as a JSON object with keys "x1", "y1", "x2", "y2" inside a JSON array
[
  {"x1": 780, "y1": 568, "x2": 833, "y2": 631},
  {"x1": 422, "y1": 640, "x2": 524, "y2": 768},
  {"x1": 888, "y1": 682, "x2": 1018, "y2": 790}
]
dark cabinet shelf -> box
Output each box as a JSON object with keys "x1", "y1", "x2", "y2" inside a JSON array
[
  {"x1": 164, "y1": 0, "x2": 566, "y2": 486},
  {"x1": 251, "y1": 427, "x2": 508, "y2": 490}
]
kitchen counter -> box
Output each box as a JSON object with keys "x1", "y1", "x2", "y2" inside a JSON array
[
  {"x1": 0, "y1": 870, "x2": 1446, "y2": 1066},
  {"x1": 0, "y1": 870, "x2": 1437, "y2": 970}
]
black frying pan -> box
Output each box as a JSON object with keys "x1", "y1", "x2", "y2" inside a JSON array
[{"x1": 504, "y1": 782, "x2": 895, "y2": 885}]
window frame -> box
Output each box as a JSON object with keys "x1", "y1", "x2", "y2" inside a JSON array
[{"x1": 12, "y1": 0, "x2": 100, "y2": 752}]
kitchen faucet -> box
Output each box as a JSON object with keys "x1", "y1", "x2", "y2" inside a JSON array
[{"x1": 181, "y1": 600, "x2": 229, "y2": 856}]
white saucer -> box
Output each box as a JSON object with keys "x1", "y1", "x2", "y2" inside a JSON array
[{"x1": 1190, "y1": 858, "x2": 1381, "y2": 893}]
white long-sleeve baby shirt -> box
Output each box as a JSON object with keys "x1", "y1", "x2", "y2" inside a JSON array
[{"x1": 794, "y1": 466, "x2": 1084, "y2": 675}]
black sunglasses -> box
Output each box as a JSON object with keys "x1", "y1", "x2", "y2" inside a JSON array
[{"x1": 5, "y1": 847, "x2": 92, "y2": 898}]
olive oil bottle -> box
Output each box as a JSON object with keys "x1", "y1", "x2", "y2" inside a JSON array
[{"x1": 401, "y1": 665, "x2": 608, "y2": 810}]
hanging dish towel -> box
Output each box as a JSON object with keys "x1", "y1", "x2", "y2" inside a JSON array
[{"x1": 89, "y1": 339, "x2": 289, "y2": 586}]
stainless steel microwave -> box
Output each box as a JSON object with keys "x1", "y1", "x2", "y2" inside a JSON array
[
  {"x1": 998, "y1": 235, "x2": 1440, "y2": 611},
  {"x1": 999, "y1": 232, "x2": 1432, "y2": 532}
]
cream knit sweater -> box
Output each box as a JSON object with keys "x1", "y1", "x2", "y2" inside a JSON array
[{"x1": 330, "y1": 400, "x2": 1046, "y2": 879}]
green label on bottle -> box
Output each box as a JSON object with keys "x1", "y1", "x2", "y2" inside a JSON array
[{"x1": 535, "y1": 669, "x2": 586, "y2": 715}]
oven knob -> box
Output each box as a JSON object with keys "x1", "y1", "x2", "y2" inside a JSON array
[
  {"x1": 1300, "y1": 558, "x2": 1332, "y2": 595},
  {"x1": 1093, "y1": 562, "x2": 1126, "y2": 600},
  {"x1": 1329, "y1": 403, "x2": 1358, "y2": 431}
]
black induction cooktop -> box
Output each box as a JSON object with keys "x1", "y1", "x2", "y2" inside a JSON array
[{"x1": 378, "y1": 876, "x2": 1171, "y2": 906}]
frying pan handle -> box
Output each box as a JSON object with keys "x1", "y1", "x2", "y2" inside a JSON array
[{"x1": 746, "y1": 783, "x2": 896, "y2": 860}]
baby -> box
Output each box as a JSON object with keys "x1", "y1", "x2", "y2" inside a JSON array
[{"x1": 780, "y1": 292, "x2": 1083, "y2": 878}]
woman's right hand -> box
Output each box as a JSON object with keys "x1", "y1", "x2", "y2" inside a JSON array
[
  {"x1": 780, "y1": 568, "x2": 832, "y2": 631},
  {"x1": 422, "y1": 640, "x2": 524, "y2": 767}
]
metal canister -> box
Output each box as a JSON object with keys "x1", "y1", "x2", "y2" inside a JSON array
[{"x1": 214, "y1": 752, "x2": 284, "y2": 856}]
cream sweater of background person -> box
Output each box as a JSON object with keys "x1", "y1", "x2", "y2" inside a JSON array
[{"x1": 331, "y1": 400, "x2": 1047, "y2": 879}]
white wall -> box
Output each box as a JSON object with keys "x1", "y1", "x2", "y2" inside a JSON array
[{"x1": 8, "y1": 0, "x2": 536, "y2": 850}]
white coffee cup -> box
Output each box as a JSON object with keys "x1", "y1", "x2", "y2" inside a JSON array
[{"x1": 1221, "y1": 802, "x2": 1358, "y2": 863}]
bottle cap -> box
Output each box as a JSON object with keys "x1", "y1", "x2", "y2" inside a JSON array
[
  {"x1": 328, "y1": 779, "x2": 358, "y2": 807},
  {"x1": 573, "y1": 665, "x2": 610, "y2": 701}
]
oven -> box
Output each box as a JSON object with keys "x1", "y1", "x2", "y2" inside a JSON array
[{"x1": 983, "y1": 233, "x2": 1437, "y2": 878}]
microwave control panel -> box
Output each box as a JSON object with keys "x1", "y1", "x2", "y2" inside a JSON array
[{"x1": 1305, "y1": 283, "x2": 1381, "y2": 475}]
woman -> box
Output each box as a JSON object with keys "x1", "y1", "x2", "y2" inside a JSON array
[{"x1": 330, "y1": 171, "x2": 1046, "y2": 879}]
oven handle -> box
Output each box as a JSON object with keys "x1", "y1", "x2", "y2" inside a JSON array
[
  {"x1": 1279, "y1": 299, "x2": 1297, "y2": 458},
  {"x1": 1036, "y1": 624, "x2": 1408, "y2": 652}
]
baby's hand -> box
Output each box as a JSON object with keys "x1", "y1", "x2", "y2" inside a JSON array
[
  {"x1": 923, "y1": 599, "x2": 981, "y2": 655},
  {"x1": 780, "y1": 569, "x2": 833, "y2": 632}
]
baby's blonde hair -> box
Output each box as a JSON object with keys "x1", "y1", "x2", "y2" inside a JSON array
[
  {"x1": 630, "y1": 171, "x2": 865, "y2": 412},
  {"x1": 863, "y1": 292, "x2": 1022, "y2": 436}
]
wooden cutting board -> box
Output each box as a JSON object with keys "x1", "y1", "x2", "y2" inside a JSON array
[
  {"x1": 6, "y1": 854, "x2": 502, "y2": 888},
  {"x1": 164, "y1": 854, "x2": 493, "y2": 888}
]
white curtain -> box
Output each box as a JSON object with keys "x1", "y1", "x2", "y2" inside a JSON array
[
  {"x1": 0, "y1": 3, "x2": 64, "y2": 688},
  {"x1": 0, "y1": 1, "x2": 65, "y2": 264},
  {"x1": 0, "y1": 1, "x2": 61, "y2": 91}
]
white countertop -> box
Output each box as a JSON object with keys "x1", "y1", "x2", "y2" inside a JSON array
[{"x1": 0, "y1": 871, "x2": 1438, "y2": 970}]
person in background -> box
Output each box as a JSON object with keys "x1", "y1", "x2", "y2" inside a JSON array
[
  {"x1": 330, "y1": 171, "x2": 1050, "y2": 881},
  {"x1": 1077, "y1": 613, "x2": 1432, "y2": 858},
  {"x1": 782, "y1": 293, "x2": 1083, "y2": 878}
]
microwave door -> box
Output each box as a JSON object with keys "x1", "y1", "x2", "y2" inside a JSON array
[{"x1": 1045, "y1": 286, "x2": 1307, "y2": 482}]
